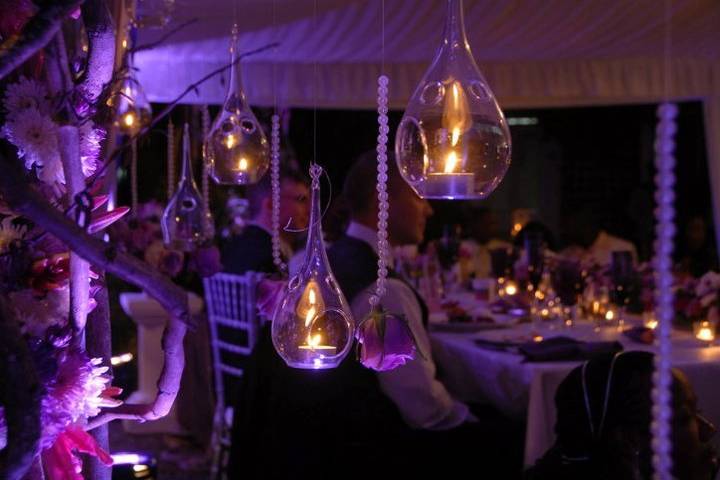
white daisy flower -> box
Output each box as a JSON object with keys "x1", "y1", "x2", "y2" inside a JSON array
[
  {"x1": 0, "y1": 216, "x2": 28, "y2": 254},
  {"x1": 3, "y1": 109, "x2": 63, "y2": 184},
  {"x1": 3, "y1": 76, "x2": 50, "y2": 119}
]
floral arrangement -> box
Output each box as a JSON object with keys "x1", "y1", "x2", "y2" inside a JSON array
[
  {"x1": 108, "y1": 200, "x2": 222, "y2": 284},
  {"x1": 674, "y1": 271, "x2": 720, "y2": 326},
  {"x1": 0, "y1": 71, "x2": 128, "y2": 477}
]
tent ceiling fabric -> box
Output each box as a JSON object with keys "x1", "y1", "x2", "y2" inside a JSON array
[{"x1": 135, "y1": 0, "x2": 720, "y2": 108}]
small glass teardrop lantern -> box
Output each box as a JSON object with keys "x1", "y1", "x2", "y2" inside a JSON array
[
  {"x1": 207, "y1": 24, "x2": 269, "y2": 185},
  {"x1": 272, "y1": 164, "x2": 354, "y2": 369},
  {"x1": 395, "y1": 0, "x2": 511, "y2": 200},
  {"x1": 162, "y1": 123, "x2": 208, "y2": 251},
  {"x1": 113, "y1": 55, "x2": 152, "y2": 136}
]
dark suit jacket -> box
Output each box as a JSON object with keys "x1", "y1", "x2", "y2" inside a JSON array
[{"x1": 221, "y1": 225, "x2": 279, "y2": 275}]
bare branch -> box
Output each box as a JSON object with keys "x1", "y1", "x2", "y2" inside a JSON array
[
  {"x1": 58, "y1": 126, "x2": 90, "y2": 339},
  {"x1": 76, "y1": 0, "x2": 116, "y2": 111},
  {"x1": 131, "y1": 18, "x2": 198, "y2": 53},
  {"x1": 84, "y1": 41, "x2": 279, "y2": 191},
  {"x1": 0, "y1": 0, "x2": 84, "y2": 81}
]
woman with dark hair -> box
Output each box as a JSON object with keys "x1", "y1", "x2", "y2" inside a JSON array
[{"x1": 526, "y1": 351, "x2": 718, "y2": 480}]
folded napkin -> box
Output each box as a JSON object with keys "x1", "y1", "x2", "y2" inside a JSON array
[
  {"x1": 518, "y1": 336, "x2": 623, "y2": 362},
  {"x1": 622, "y1": 326, "x2": 655, "y2": 345},
  {"x1": 474, "y1": 336, "x2": 623, "y2": 362}
]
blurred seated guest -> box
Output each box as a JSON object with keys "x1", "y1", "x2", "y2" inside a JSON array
[
  {"x1": 221, "y1": 168, "x2": 309, "y2": 274},
  {"x1": 514, "y1": 221, "x2": 558, "y2": 252},
  {"x1": 460, "y1": 206, "x2": 512, "y2": 278},
  {"x1": 526, "y1": 351, "x2": 717, "y2": 480},
  {"x1": 675, "y1": 215, "x2": 719, "y2": 278},
  {"x1": 560, "y1": 209, "x2": 637, "y2": 266}
]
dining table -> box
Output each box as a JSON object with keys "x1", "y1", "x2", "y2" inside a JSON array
[{"x1": 428, "y1": 290, "x2": 720, "y2": 467}]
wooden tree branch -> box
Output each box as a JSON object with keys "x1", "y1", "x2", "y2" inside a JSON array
[
  {"x1": 58, "y1": 126, "x2": 91, "y2": 338},
  {"x1": 0, "y1": 0, "x2": 84, "y2": 81},
  {"x1": 76, "y1": 0, "x2": 116, "y2": 111},
  {"x1": 84, "y1": 282, "x2": 112, "y2": 480},
  {"x1": 0, "y1": 300, "x2": 42, "y2": 480}
]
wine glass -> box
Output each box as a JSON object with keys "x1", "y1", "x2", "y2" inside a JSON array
[
  {"x1": 524, "y1": 231, "x2": 545, "y2": 290},
  {"x1": 610, "y1": 250, "x2": 634, "y2": 329}
]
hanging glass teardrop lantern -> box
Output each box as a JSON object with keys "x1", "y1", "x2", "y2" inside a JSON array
[
  {"x1": 395, "y1": 0, "x2": 511, "y2": 200},
  {"x1": 113, "y1": 55, "x2": 152, "y2": 136},
  {"x1": 207, "y1": 24, "x2": 269, "y2": 185},
  {"x1": 272, "y1": 164, "x2": 354, "y2": 369},
  {"x1": 161, "y1": 123, "x2": 208, "y2": 252}
]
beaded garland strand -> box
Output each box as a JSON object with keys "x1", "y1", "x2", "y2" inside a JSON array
[
  {"x1": 369, "y1": 75, "x2": 390, "y2": 307},
  {"x1": 270, "y1": 113, "x2": 287, "y2": 273},
  {"x1": 651, "y1": 102, "x2": 677, "y2": 480}
]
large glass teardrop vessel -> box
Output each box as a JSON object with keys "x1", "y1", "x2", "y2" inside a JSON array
[
  {"x1": 271, "y1": 165, "x2": 354, "y2": 369},
  {"x1": 207, "y1": 24, "x2": 269, "y2": 185},
  {"x1": 113, "y1": 55, "x2": 152, "y2": 136},
  {"x1": 161, "y1": 124, "x2": 208, "y2": 251},
  {"x1": 395, "y1": 0, "x2": 511, "y2": 200}
]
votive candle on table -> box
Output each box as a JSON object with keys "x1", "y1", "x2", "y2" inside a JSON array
[{"x1": 694, "y1": 321, "x2": 715, "y2": 346}]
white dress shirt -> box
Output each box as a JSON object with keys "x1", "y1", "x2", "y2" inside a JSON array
[{"x1": 345, "y1": 222, "x2": 471, "y2": 430}]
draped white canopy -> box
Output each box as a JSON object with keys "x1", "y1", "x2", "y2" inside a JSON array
[{"x1": 135, "y1": 0, "x2": 720, "y2": 245}]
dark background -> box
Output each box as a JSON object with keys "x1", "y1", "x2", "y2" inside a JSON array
[{"x1": 121, "y1": 100, "x2": 714, "y2": 263}]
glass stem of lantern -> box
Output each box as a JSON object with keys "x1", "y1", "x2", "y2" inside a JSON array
[
  {"x1": 226, "y1": 24, "x2": 246, "y2": 110},
  {"x1": 301, "y1": 164, "x2": 326, "y2": 268},
  {"x1": 180, "y1": 123, "x2": 194, "y2": 184},
  {"x1": 443, "y1": 0, "x2": 469, "y2": 54}
]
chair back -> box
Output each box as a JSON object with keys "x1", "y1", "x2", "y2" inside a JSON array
[{"x1": 203, "y1": 271, "x2": 263, "y2": 408}]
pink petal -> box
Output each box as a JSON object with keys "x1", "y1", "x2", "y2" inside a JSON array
[
  {"x1": 88, "y1": 207, "x2": 130, "y2": 234},
  {"x1": 91, "y1": 194, "x2": 109, "y2": 211}
]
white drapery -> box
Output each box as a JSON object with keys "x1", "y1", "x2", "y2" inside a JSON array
[{"x1": 136, "y1": 0, "x2": 720, "y2": 246}]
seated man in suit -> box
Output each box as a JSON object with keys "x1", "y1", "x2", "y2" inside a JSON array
[
  {"x1": 328, "y1": 151, "x2": 471, "y2": 430},
  {"x1": 221, "y1": 168, "x2": 309, "y2": 274}
]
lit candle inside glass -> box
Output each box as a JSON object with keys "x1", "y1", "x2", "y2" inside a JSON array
[
  {"x1": 423, "y1": 82, "x2": 475, "y2": 199},
  {"x1": 694, "y1": 321, "x2": 715, "y2": 345},
  {"x1": 424, "y1": 150, "x2": 474, "y2": 198}
]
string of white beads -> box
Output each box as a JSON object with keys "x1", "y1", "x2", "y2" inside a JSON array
[
  {"x1": 271, "y1": 113, "x2": 287, "y2": 273},
  {"x1": 167, "y1": 120, "x2": 175, "y2": 200},
  {"x1": 651, "y1": 102, "x2": 677, "y2": 480},
  {"x1": 370, "y1": 75, "x2": 390, "y2": 307}
]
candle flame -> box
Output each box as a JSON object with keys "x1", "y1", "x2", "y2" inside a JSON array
[
  {"x1": 645, "y1": 319, "x2": 658, "y2": 330},
  {"x1": 225, "y1": 134, "x2": 237, "y2": 149},
  {"x1": 504, "y1": 282, "x2": 517, "y2": 296},
  {"x1": 123, "y1": 113, "x2": 135, "y2": 127},
  {"x1": 304, "y1": 305, "x2": 316, "y2": 327},
  {"x1": 237, "y1": 157, "x2": 248, "y2": 171},
  {"x1": 605, "y1": 310, "x2": 615, "y2": 321},
  {"x1": 307, "y1": 333, "x2": 322, "y2": 348},
  {"x1": 444, "y1": 151, "x2": 459, "y2": 173}
]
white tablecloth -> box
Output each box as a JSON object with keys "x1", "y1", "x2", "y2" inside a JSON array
[{"x1": 430, "y1": 323, "x2": 720, "y2": 466}]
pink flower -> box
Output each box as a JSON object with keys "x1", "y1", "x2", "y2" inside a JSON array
[
  {"x1": 256, "y1": 278, "x2": 286, "y2": 319},
  {"x1": 357, "y1": 311, "x2": 415, "y2": 372},
  {"x1": 189, "y1": 245, "x2": 222, "y2": 278},
  {"x1": 42, "y1": 425, "x2": 113, "y2": 480}
]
